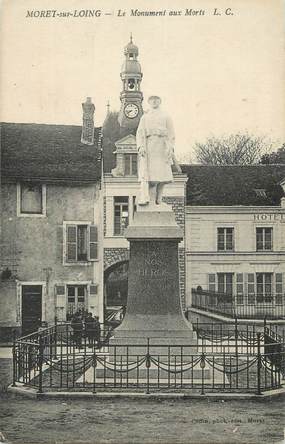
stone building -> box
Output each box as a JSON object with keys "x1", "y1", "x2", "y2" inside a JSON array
[
  {"x1": 182, "y1": 164, "x2": 285, "y2": 320},
  {"x1": 0, "y1": 99, "x2": 104, "y2": 340}
]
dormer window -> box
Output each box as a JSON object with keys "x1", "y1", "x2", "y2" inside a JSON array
[
  {"x1": 125, "y1": 154, "x2": 137, "y2": 176},
  {"x1": 254, "y1": 189, "x2": 267, "y2": 198}
]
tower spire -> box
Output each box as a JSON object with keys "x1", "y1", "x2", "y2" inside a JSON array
[{"x1": 118, "y1": 37, "x2": 143, "y2": 132}]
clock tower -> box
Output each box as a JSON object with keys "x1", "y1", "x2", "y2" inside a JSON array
[{"x1": 118, "y1": 35, "x2": 143, "y2": 132}]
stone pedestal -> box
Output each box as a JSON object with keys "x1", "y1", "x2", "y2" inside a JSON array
[
  {"x1": 109, "y1": 203, "x2": 196, "y2": 354},
  {"x1": 79, "y1": 206, "x2": 229, "y2": 387}
]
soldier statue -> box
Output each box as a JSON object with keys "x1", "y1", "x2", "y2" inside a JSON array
[{"x1": 136, "y1": 95, "x2": 181, "y2": 206}]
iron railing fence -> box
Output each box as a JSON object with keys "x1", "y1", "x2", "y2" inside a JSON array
[
  {"x1": 12, "y1": 320, "x2": 285, "y2": 395},
  {"x1": 12, "y1": 339, "x2": 284, "y2": 395},
  {"x1": 191, "y1": 289, "x2": 285, "y2": 320}
]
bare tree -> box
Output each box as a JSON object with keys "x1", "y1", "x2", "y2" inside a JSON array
[
  {"x1": 260, "y1": 143, "x2": 285, "y2": 164},
  {"x1": 194, "y1": 133, "x2": 269, "y2": 165}
]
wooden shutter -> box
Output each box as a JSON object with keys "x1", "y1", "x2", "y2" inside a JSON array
[
  {"x1": 55, "y1": 284, "x2": 66, "y2": 321},
  {"x1": 66, "y1": 225, "x2": 77, "y2": 262},
  {"x1": 247, "y1": 273, "x2": 255, "y2": 305},
  {"x1": 275, "y1": 273, "x2": 283, "y2": 305},
  {"x1": 88, "y1": 225, "x2": 98, "y2": 260},
  {"x1": 236, "y1": 273, "x2": 244, "y2": 305},
  {"x1": 208, "y1": 274, "x2": 216, "y2": 292}
]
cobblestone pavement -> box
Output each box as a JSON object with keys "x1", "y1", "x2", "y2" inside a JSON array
[{"x1": 0, "y1": 394, "x2": 284, "y2": 444}]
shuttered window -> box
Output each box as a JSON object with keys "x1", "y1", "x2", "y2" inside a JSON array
[{"x1": 65, "y1": 224, "x2": 98, "y2": 262}]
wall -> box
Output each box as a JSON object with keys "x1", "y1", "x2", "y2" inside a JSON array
[
  {"x1": 0, "y1": 181, "x2": 103, "y2": 337},
  {"x1": 185, "y1": 206, "x2": 285, "y2": 308}
]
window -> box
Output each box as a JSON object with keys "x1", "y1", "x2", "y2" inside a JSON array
[
  {"x1": 114, "y1": 197, "x2": 129, "y2": 236},
  {"x1": 217, "y1": 273, "x2": 233, "y2": 295},
  {"x1": 256, "y1": 227, "x2": 273, "y2": 251},
  {"x1": 67, "y1": 285, "x2": 87, "y2": 319},
  {"x1": 256, "y1": 273, "x2": 273, "y2": 303},
  {"x1": 217, "y1": 228, "x2": 234, "y2": 251},
  {"x1": 18, "y1": 183, "x2": 46, "y2": 216},
  {"x1": 65, "y1": 224, "x2": 98, "y2": 263},
  {"x1": 128, "y1": 79, "x2": 135, "y2": 90},
  {"x1": 55, "y1": 283, "x2": 98, "y2": 321},
  {"x1": 125, "y1": 154, "x2": 138, "y2": 176}
]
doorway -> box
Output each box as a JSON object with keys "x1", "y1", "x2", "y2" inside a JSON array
[{"x1": 21, "y1": 285, "x2": 42, "y2": 335}]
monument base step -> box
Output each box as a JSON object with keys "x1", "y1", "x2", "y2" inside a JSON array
[{"x1": 77, "y1": 361, "x2": 228, "y2": 386}]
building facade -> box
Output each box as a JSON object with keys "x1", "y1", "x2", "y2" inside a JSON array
[
  {"x1": 0, "y1": 100, "x2": 104, "y2": 340},
  {"x1": 183, "y1": 165, "x2": 285, "y2": 319}
]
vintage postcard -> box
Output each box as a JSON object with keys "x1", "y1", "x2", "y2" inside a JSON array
[{"x1": 0, "y1": 1, "x2": 284, "y2": 443}]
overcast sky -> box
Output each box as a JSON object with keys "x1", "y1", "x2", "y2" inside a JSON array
[{"x1": 0, "y1": 0, "x2": 284, "y2": 159}]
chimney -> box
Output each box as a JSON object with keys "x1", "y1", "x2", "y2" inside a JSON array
[{"x1": 81, "y1": 97, "x2": 95, "y2": 145}]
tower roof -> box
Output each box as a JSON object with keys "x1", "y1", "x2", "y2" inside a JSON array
[
  {"x1": 124, "y1": 34, "x2": 139, "y2": 56},
  {"x1": 121, "y1": 59, "x2": 142, "y2": 74}
]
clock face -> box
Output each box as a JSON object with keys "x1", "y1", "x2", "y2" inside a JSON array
[{"x1": 124, "y1": 103, "x2": 139, "y2": 119}]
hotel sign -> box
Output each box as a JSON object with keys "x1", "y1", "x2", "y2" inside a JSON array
[{"x1": 254, "y1": 213, "x2": 285, "y2": 221}]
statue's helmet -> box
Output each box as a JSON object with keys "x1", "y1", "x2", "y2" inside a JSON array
[{"x1": 148, "y1": 96, "x2": 161, "y2": 103}]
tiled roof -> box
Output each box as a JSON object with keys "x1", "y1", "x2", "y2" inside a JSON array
[
  {"x1": 181, "y1": 164, "x2": 285, "y2": 206},
  {"x1": 1, "y1": 122, "x2": 102, "y2": 182}
]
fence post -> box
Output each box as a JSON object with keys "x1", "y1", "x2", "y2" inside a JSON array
[
  {"x1": 146, "y1": 338, "x2": 151, "y2": 395},
  {"x1": 200, "y1": 352, "x2": 205, "y2": 395},
  {"x1": 12, "y1": 340, "x2": 16, "y2": 387},
  {"x1": 93, "y1": 351, "x2": 97, "y2": 394},
  {"x1": 234, "y1": 317, "x2": 239, "y2": 364},
  {"x1": 257, "y1": 332, "x2": 262, "y2": 395},
  {"x1": 37, "y1": 336, "x2": 44, "y2": 394},
  {"x1": 54, "y1": 316, "x2": 58, "y2": 359}
]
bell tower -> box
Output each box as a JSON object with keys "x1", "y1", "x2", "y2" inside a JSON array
[{"x1": 118, "y1": 35, "x2": 143, "y2": 132}]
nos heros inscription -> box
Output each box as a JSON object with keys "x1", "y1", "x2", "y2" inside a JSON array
[{"x1": 136, "y1": 248, "x2": 173, "y2": 279}]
